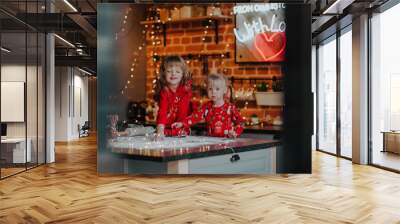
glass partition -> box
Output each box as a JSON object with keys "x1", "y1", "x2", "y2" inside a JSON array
[
  {"x1": 317, "y1": 36, "x2": 337, "y2": 155},
  {"x1": 339, "y1": 28, "x2": 352, "y2": 158},
  {"x1": 27, "y1": 30, "x2": 38, "y2": 169},
  {"x1": 0, "y1": 2, "x2": 46, "y2": 179},
  {"x1": 1, "y1": 30, "x2": 28, "y2": 177},
  {"x1": 370, "y1": 4, "x2": 400, "y2": 171}
]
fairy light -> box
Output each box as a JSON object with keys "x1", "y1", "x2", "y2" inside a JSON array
[
  {"x1": 115, "y1": 7, "x2": 132, "y2": 40},
  {"x1": 118, "y1": 7, "x2": 147, "y2": 96}
]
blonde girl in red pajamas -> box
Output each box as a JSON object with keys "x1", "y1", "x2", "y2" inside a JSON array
[
  {"x1": 172, "y1": 73, "x2": 244, "y2": 138},
  {"x1": 154, "y1": 56, "x2": 192, "y2": 137}
]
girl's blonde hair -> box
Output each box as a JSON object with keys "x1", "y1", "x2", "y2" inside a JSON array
[
  {"x1": 207, "y1": 73, "x2": 232, "y2": 102},
  {"x1": 154, "y1": 56, "x2": 191, "y2": 101},
  {"x1": 207, "y1": 73, "x2": 229, "y2": 87}
]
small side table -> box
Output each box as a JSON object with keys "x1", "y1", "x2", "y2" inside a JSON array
[{"x1": 381, "y1": 131, "x2": 400, "y2": 154}]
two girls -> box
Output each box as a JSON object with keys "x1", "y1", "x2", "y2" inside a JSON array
[{"x1": 155, "y1": 56, "x2": 244, "y2": 138}]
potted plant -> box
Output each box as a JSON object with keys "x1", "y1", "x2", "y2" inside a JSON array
[
  {"x1": 255, "y1": 79, "x2": 284, "y2": 106},
  {"x1": 250, "y1": 114, "x2": 259, "y2": 125}
]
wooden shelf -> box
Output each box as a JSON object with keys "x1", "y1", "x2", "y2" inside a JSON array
[
  {"x1": 141, "y1": 15, "x2": 232, "y2": 46},
  {"x1": 229, "y1": 75, "x2": 283, "y2": 81},
  {"x1": 140, "y1": 15, "x2": 232, "y2": 25}
]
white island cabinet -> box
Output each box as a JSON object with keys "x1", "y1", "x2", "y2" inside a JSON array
[{"x1": 110, "y1": 136, "x2": 279, "y2": 174}]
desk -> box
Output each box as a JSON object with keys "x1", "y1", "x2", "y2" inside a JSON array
[{"x1": 1, "y1": 138, "x2": 31, "y2": 163}]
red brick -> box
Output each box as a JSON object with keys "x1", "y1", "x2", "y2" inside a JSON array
[
  {"x1": 234, "y1": 68, "x2": 244, "y2": 75},
  {"x1": 203, "y1": 36, "x2": 213, "y2": 43},
  {"x1": 186, "y1": 30, "x2": 208, "y2": 36},
  {"x1": 218, "y1": 26, "x2": 227, "y2": 33},
  {"x1": 244, "y1": 68, "x2": 256, "y2": 75},
  {"x1": 224, "y1": 34, "x2": 235, "y2": 42},
  {"x1": 192, "y1": 36, "x2": 202, "y2": 43},
  {"x1": 206, "y1": 44, "x2": 226, "y2": 51},
  {"x1": 172, "y1": 38, "x2": 181, "y2": 44},
  {"x1": 257, "y1": 67, "x2": 269, "y2": 75},
  {"x1": 185, "y1": 45, "x2": 204, "y2": 52},
  {"x1": 165, "y1": 45, "x2": 184, "y2": 53},
  {"x1": 213, "y1": 60, "x2": 222, "y2": 67},
  {"x1": 181, "y1": 37, "x2": 191, "y2": 44},
  {"x1": 224, "y1": 60, "x2": 236, "y2": 67},
  {"x1": 269, "y1": 66, "x2": 281, "y2": 75},
  {"x1": 223, "y1": 68, "x2": 232, "y2": 75}
]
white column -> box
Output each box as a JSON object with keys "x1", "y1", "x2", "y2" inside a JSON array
[
  {"x1": 45, "y1": 1, "x2": 55, "y2": 163},
  {"x1": 352, "y1": 14, "x2": 369, "y2": 164},
  {"x1": 46, "y1": 33, "x2": 55, "y2": 163}
]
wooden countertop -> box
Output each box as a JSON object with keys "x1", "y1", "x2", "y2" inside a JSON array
[{"x1": 144, "y1": 121, "x2": 282, "y2": 134}]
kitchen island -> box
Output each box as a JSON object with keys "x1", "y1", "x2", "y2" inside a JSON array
[{"x1": 109, "y1": 136, "x2": 280, "y2": 174}]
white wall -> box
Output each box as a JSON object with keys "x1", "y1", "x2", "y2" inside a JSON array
[
  {"x1": 1, "y1": 63, "x2": 46, "y2": 164},
  {"x1": 55, "y1": 67, "x2": 89, "y2": 141}
]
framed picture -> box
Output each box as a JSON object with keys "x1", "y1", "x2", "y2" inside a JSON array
[{"x1": 234, "y1": 3, "x2": 286, "y2": 63}]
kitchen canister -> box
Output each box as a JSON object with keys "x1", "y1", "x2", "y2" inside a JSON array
[
  {"x1": 170, "y1": 7, "x2": 180, "y2": 20},
  {"x1": 206, "y1": 6, "x2": 222, "y2": 16},
  {"x1": 180, "y1": 6, "x2": 192, "y2": 19},
  {"x1": 159, "y1": 8, "x2": 169, "y2": 22},
  {"x1": 191, "y1": 5, "x2": 206, "y2": 17}
]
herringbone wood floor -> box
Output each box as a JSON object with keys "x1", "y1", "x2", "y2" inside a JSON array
[{"x1": 1, "y1": 135, "x2": 400, "y2": 224}]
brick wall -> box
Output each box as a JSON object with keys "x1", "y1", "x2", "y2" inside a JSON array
[{"x1": 145, "y1": 5, "x2": 283, "y2": 122}]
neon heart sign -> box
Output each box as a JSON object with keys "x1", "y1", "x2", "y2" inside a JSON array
[
  {"x1": 254, "y1": 32, "x2": 286, "y2": 62},
  {"x1": 234, "y1": 3, "x2": 286, "y2": 62}
]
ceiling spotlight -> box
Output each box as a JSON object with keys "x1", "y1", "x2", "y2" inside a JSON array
[
  {"x1": 1, "y1": 47, "x2": 11, "y2": 53},
  {"x1": 322, "y1": 0, "x2": 354, "y2": 15},
  {"x1": 54, "y1": 34, "x2": 75, "y2": 48},
  {"x1": 63, "y1": 0, "x2": 78, "y2": 12},
  {"x1": 78, "y1": 67, "x2": 92, "y2": 76}
]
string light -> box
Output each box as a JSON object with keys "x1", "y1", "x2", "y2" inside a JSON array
[
  {"x1": 119, "y1": 6, "x2": 147, "y2": 96},
  {"x1": 115, "y1": 7, "x2": 132, "y2": 40}
]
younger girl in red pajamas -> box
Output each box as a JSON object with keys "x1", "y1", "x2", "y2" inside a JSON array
[
  {"x1": 154, "y1": 56, "x2": 192, "y2": 136},
  {"x1": 172, "y1": 73, "x2": 244, "y2": 138}
]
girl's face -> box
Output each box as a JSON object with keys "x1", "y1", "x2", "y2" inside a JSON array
[
  {"x1": 207, "y1": 79, "x2": 227, "y2": 103},
  {"x1": 165, "y1": 63, "x2": 183, "y2": 87}
]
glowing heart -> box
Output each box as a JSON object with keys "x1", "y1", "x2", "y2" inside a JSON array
[{"x1": 253, "y1": 32, "x2": 286, "y2": 62}]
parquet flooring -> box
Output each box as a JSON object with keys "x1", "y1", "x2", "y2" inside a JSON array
[{"x1": 1, "y1": 135, "x2": 400, "y2": 223}]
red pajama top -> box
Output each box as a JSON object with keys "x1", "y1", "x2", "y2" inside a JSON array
[
  {"x1": 156, "y1": 81, "x2": 192, "y2": 136},
  {"x1": 182, "y1": 101, "x2": 245, "y2": 137}
]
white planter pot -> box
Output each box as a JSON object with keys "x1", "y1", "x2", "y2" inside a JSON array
[{"x1": 254, "y1": 92, "x2": 284, "y2": 106}]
